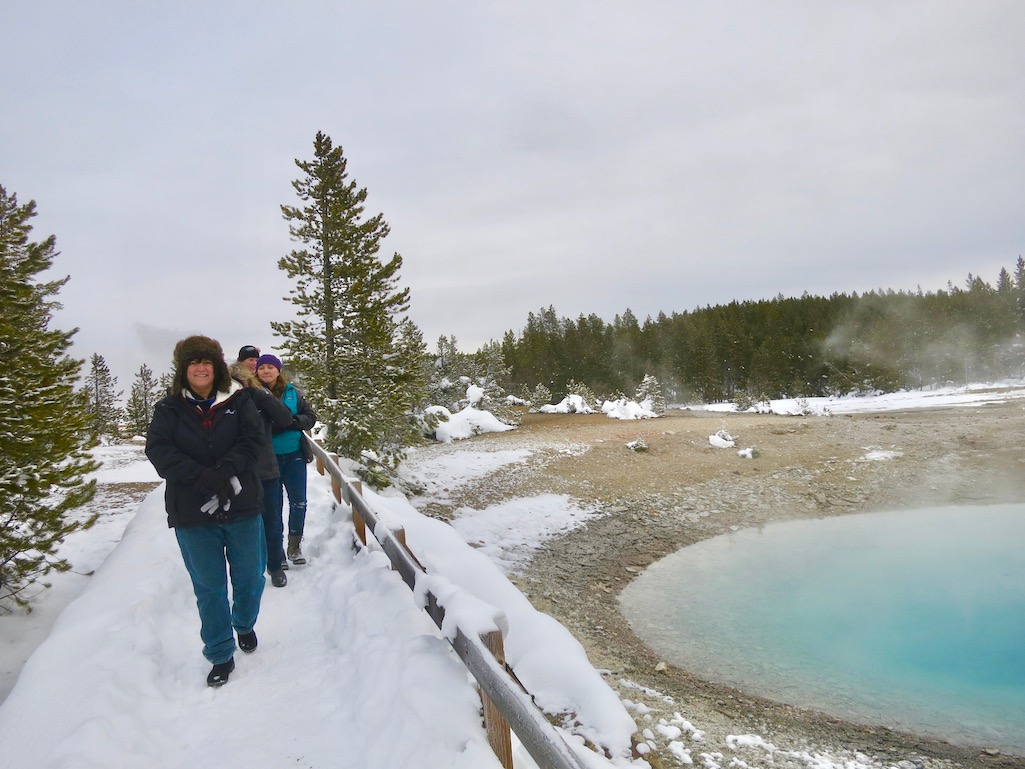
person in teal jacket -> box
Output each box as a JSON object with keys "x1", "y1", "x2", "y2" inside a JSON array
[{"x1": 255, "y1": 354, "x2": 318, "y2": 566}]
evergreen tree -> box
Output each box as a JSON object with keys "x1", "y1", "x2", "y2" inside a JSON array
[
  {"x1": 0, "y1": 185, "x2": 97, "y2": 611},
  {"x1": 157, "y1": 370, "x2": 174, "y2": 397},
  {"x1": 125, "y1": 363, "x2": 159, "y2": 437},
  {"x1": 83, "y1": 353, "x2": 124, "y2": 443},
  {"x1": 427, "y1": 337, "x2": 519, "y2": 425},
  {"x1": 429, "y1": 335, "x2": 467, "y2": 411},
  {"x1": 528, "y1": 382, "x2": 553, "y2": 411},
  {"x1": 635, "y1": 374, "x2": 666, "y2": 414},
  {"x1": 273, "y1": 132, "x2": 425, "y2": 484}
]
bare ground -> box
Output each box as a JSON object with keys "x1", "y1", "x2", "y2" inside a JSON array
[{"x1": 413, "y1": 394, "x2": 1025, "y2": 769}]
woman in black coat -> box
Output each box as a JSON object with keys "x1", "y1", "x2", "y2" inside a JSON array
[{"x1": 146, "y1": 335, "x2": 266, "y2": 687}]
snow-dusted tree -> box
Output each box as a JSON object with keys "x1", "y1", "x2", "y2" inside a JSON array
[
  {"x1": 528, "y1": 383, "x2": 553, "y2": 411},
  {"x1": 635, "y1": 373, "x2": 666, "y2": 414},
  {"x1": 563, "y1": 379, "x2": 597, "y2": 408},
  {"x1": 83, "y1": 353, "x2": 124, "y2": 443},
  {"x1": 429, "y1": 335, "x2": 466, "y2": 410},
  {"x1": 124, "y1": 363, "x2": 159, "y2": 437},
  {"x1": 0, "y1": 185, "x2": 97, "y2": 611},
  {"x1": 466, "y1": 341, "x2": 519, "y2": 425},
  {"x1": 272, "y1": 132, "x2": 427, "y2": 483},
  {"x1": 428, "y1": 336, "x2": 519, "y2": 425}
]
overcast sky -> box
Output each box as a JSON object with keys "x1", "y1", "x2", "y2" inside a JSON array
[{"x1": 3, "y1": 1, "x2": 1023, "y2": 389}]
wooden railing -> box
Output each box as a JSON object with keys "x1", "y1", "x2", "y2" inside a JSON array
[{"x1": 304, "y1": 435, "x2": 590, "y2": 769}]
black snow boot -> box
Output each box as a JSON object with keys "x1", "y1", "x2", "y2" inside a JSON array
[
  {"x1": 207, "y1": 658, "x2": 235, "y2": 687},
  {"x1": 238, "y1": 630, "x2": 258, "y2": 653}
]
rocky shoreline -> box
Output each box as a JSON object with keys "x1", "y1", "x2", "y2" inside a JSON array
[{"x1": 419, "y1": 399, "x2": 1025, "y2": 768}]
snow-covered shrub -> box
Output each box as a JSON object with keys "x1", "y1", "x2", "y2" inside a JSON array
[
  {"x1": 635, "y1": 374, "x2": 666, "y2": 415},
  {"x1": 428, "y1": 337, "x2": 520, "y2": 426},
  {"x1": 602, "y1": 398, "x2": 658, "y2": 419},
  {"x1": 528, "y1": 383, "x2": 553, "y2": 412},
  {"x1": 709, "y1": 429, "x2": 736, "y2": 448},
  {"x1": 539, "y1": 393, "x2": 596, "y2": 414},
  {"x1": 563, "y1": 379, "x2": 597, "y2": 409}
]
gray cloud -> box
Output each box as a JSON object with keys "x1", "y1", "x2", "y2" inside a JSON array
[{"x1": 3, "y1": 1, "x2": 1023, "y2": 388}]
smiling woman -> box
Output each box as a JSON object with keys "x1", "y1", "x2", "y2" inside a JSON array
[{"x1": 145, "y1": 335, "x2": 268, "y2": 687}]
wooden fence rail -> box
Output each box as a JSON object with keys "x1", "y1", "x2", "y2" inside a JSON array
[{"x1": 304, "y1": 435, "x2": 589, "y2": 769}]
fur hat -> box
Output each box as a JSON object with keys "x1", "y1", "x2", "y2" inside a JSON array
[
  {"x1": 172, "y1": 335, "x2": 231, "y2": 395},
  {"x1": 256, "y1": 353, "x2": 282, "y2": 371}
]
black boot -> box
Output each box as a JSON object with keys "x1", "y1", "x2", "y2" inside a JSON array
[
  {"x1": 207, "y1": 658, "x2": 235, "y2": 687},
  {"x1": 238, "y1": 630, "x2": 258, "y2": 653},
  {"x1": 270, "y1": 569, "x2": 287, "y2": 588}
]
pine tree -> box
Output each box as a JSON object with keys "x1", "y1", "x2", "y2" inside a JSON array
[
  {"x1": 0, "y1": 185, "x2": 98, "y2": 611},
  {"x1": 427, "y1": 337, "x2": 519, "y2": 425},
  {"x1": 635, "y1": 374, "x2": 667, "y2": 414},
  {"x1": 125, "y1": 363, "x2": 159, "y2": 437},
  {"x1": 83, "y1": 353, "x2": 124, "y2": 443},
  {"x1": 272, "y1": 132, "x2": 426, "y2": 483}
]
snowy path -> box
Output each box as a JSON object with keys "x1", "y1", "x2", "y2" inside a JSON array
[
  {"x1": 0, "y1": 479, "x2": 505, "y2": 767},
  {"x1": 0, "y1": 448, "x2": 635, "y2": 769}
]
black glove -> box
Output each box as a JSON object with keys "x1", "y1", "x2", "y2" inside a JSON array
[
  {"x1": 196, "y1": 466, "x2": 227, "y2": 497},
  {"x1": 216, "y1": 481, "x2": 232, "y2": 509}
]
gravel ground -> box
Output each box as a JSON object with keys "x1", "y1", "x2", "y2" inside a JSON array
[{"x1": 414, "y1": 398, "x2": 1025, "y2": 769}]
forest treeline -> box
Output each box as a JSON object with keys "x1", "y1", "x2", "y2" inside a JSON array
[{"x1": 499, "y1": 263, "x2": 1025, "y2": 404}]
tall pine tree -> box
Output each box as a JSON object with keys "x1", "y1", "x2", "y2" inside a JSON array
[
  {"x1": 273, "y1": 132, "x2": 427, "y2": 484},
  {"x1": 0, "y1": 185, "x2": 97, "y2": 611},
  {"x1": 83, "y1": 353, "x2": 124, "y2": 443},
  {"x1": 125, "y1": 363, "x2": 159, "y2": 437}
]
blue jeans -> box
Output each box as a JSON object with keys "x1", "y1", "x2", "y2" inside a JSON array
[
  {"x1": 261, "y1": 477, "x2": 286, "y2": 571},
  {"x1": 277, "y1": 450, "x2": 308, "y2": 537},
  {"x1": 175, "y1": 515, "x2": 267, "y2": 664}
]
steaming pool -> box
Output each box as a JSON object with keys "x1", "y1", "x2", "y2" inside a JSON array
[{"x1": 619, "y1": 504, "x2": 1025, "y2": 754}]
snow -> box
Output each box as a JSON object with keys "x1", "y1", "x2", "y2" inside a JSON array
[
  {"x1": 602, "y1": 398, "x2": 658, "y2": 420},
  {"x1": 428, "y1": 403, "x2": 516, "y2": 442},
  {"x1": 539, "y1": 393, "x2": 596, "y2": 414},
  {"x1": 692, "y1": 380, "x2": 1025, "y2": 416},
  {"x1": 3, "y1": 380, "x2": 1025, "y2": 768},
  {"x1": 539, "y1": 395, "x2": 657, "y2": 419},
  {"x1": 707, "y1": 430, "x2": 736, "y2": 449}
]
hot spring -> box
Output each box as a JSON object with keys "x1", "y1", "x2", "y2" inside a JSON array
[{"x1": 618, "y1": 504, "x2": 1025, "y2": 754}]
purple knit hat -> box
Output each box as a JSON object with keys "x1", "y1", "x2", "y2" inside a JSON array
[{"x1": 256, "y1": 353, "x2": 282, "y2": 371}]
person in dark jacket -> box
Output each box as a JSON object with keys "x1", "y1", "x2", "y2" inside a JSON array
[
  {"x1": 237, "y1": 344, "x2": 260, "y2": 375},
  {"x1": 230, "y1": 359, "x2": 294, "y2": 588},
  {"x1": 146, "y1": 335, "x2": 266, "y2": 687},
  {"x1": 255, "y1": 354, "x2": 317, "y2": 566}
]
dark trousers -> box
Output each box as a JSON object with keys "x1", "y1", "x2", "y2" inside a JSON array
[{"x1": 261, "y1": 477, "x2": 285, "y2": 571}]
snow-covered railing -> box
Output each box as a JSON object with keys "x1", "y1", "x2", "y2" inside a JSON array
[{"x1": 303, "y1": 434, "x2": 588, "y2": 769}]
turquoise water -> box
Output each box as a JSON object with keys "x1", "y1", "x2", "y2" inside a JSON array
[{"x1": 618, "y1": 504, "x2": 1025, "y2": 754}]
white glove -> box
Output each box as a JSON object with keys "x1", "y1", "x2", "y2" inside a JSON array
[{"x1": 200, "y1": 477, "x2": 243, "y2": 515}]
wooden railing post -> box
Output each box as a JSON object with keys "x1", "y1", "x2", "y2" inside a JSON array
[
  {"x1": 329, "y1": 453, "x2": 342, "y2": 505},
  {"x1": 482, "y1": 630, "x2": 513, "y2": 769},
  {"x1": 315, "y1": 442, "x2": 326, "y2": 476},
  {"x1": 348, "y1": 469, "x2": 366, "y2": 545}
]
